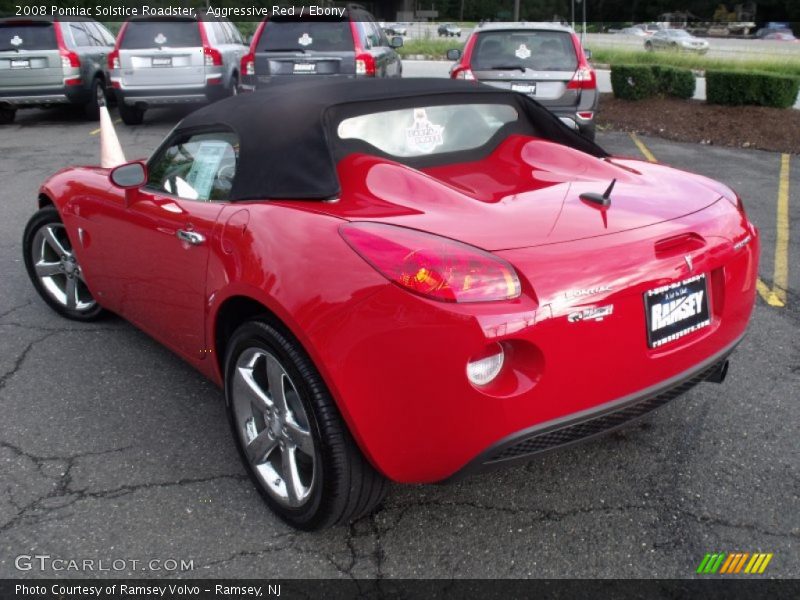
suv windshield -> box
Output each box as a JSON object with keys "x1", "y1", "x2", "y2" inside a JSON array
[
  {"x1": 337, "y1": 103, "x2": 519, "y2": 158},
  {"x1": 120, "y1": 20, "x2": 201, "y2": 49},
  {"x1": 0, "y1": 22, "x2": 56, "y2": 51},
  {"x1": 472, "y1": 30, "x2": 578, "y2": 72},
  {"x1": 257, "y1": 19, "x2": 353, "y2": 52}
]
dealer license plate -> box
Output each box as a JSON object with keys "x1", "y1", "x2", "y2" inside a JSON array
[
  {"x1": 511, "y1": 83, "x2": 536, "y2": 94},
  {"x1": 152, "y1": 57, "x2": 172, "y2": 67},
  {"x1": 644, "y1": 274, "x2": 710, "y2": 348},
  {"x1": 293, "y1": 62, "x2": 316, "y2": 73},
  {"x1": 10, "y1": 59, "x2": 30, "y2": 69}
]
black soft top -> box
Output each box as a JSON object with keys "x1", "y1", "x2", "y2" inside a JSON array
[{"x1": 174, "y1": 78, "x2": 608, "y2": 201}]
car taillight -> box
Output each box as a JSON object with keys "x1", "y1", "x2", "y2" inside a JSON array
[
  {"x1": 567, "y1": 66, "x2": 596, "y2": 90},
  {"x1": 242, "y1": 53, "x2": 255, "y2": 76},
  {"x1": 451, "y1": 66, "x2": 475, "y2": 80},
  {"x1": 108, "y1": 50, "x2": 120, "y2": 70},
  {"x1": 355, "y1": 53, "x2": 375, "y2": 77},
  {"x1": 53, "y1": 23, "x2": 80, "y2": 69},
  {"x1": 204, "y1": 46, "x2": 223, "y2": 67},
  {"x1": 340, "y1": 223, "x2": 521, "y2": 303}
]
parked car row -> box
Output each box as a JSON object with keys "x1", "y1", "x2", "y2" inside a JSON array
[{"x1": 1, "y1": 9, "x2": 404, "y2": 125}]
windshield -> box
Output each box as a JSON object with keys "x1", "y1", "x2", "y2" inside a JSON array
[
  {"x1": 257, "y1": 19, "x2": 352, "y2": 52},
  {"x1": 0, "y1": 22, "x2": 56, "y2": 51},
  {"x1": 472, "y1": 30, "x2": 578, "y2": 72},
  {"x1": 337, "y1": 103, "x2": 519, "y2": 158},
  {"x1": 120, "y1": 20, "x2": 201, "y2": 49},
  {"x1": 668, "y1": 30, "x2": 692, "y2": 38}
]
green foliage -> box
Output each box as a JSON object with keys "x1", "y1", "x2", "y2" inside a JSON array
[
  {"x1": 652, "y1": 65, "x2": 696, "y2": 99},
  {"x1": 396, "y1": 39, "x2": 464, "y2": 59},
  {"x1": 610, "y1": 65, "x2": 658, "y2": 100},
  {"x1": 706, "y1": 70, "x2": 800, "y2": 108}
]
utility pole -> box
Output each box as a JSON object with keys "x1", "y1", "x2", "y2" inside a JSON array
[{"x1": 514, "y1": 0, "x2": 521, "y2": 21}]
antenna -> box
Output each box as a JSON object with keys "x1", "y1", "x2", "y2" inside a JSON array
[{"x1": 579, "y1": 178, "x2": 616, "y2": 208}]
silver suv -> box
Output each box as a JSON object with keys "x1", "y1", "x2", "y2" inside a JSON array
[
  {"x1": 0, "y1": 17, "x2": 115, "y2": 124},
  {"x1": 447, "y1": 22, "x2": 598, "y2": 140},
  {"x1": 109, "y1": 17, "x2": 246, "y2": 125}
]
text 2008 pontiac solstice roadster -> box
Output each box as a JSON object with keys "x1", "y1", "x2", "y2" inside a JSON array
[{"x1": 23, "y1": 79, "x2": 758, "y2": 529}]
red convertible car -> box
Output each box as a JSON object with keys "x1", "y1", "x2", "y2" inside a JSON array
[{"x1": 23, "y1": 79, "x2": 759, "y2": 530}]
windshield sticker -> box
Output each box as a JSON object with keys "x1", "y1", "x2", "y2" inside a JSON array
[
  {"x1": 10, "y1": 35, "x2": 22, "y2": 47},
  {"x1": 515, "y1": 44, "x2": 531, "y2": 59},
  {"x1": 185, "y1": 141, "x2": 229, "y2": 201},
  {"x1": 298, "y1": 33, "x2": 313, "y2": 46},
  {"x1": 154, "y1": 33, "x2": 167, "y2": 45},
  {"x1": 405, "y1": 109, "x2": 444, "y2": 154}
]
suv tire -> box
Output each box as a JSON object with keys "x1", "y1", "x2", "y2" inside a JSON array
[
  {"x1": 118, "y1": 101, "x2": 145, "y2": 125},
  {"x1": 0, "y1": 106, "x2": 15, "y2": 124}
]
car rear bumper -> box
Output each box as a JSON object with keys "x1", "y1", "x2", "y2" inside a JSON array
[
  {"x1": 114, "y1": 85, "x2": 217, "y2": 107},
  {"x1": 0, "y1": 85, "x2": 87, "y2": 107},
  {"x1": 448, "y1": 337, "x2": 740, "y2": 480}
]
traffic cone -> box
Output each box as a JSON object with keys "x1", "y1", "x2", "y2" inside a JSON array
[{"x1": 99, "y1": 96, "x2": 126, "y2": 168}]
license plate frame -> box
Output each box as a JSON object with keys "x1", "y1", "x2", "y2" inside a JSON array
[
  {"x1": 151, "y1": 57, "x2": 172, "y2": 67},
  {"x1": 293, "y1": 62, "x2": 316, "y2": 73},
  {"x1": 10, "y1": 59, "x2": 30, "y2": 69},
  {"x1": 644, "y1": 273, "x2": 711, "y2": 348},
  {"x1": 511, "y1": 83, "x2": 536, "y2": 94}
]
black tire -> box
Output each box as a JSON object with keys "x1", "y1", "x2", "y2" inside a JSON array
[
  {"x1": 84, "y1": 77, "x2": 104, "y2": 120},
  {"x1": 579, "y1": 122, "x2": 597, "y2": 142},
  {"x1": 644, "y1": 42, "x2": 653, "y2": 52},
  {"x1": 229, "y1": 73, "x2": 239, "y2": 98},
  {"x1": 23, "y1": 206, "x2": 105, "y2": 321},
  {"x1": 0, "y1": 106, "x2": 16, "y2": 124},
  {"x1": 224, "y1": 318, "x2": 388, "y2": 530},
  {"x1": 118, "y1": 101, "x2": 145, "y2": 125}
]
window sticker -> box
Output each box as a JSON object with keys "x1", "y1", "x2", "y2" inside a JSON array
[
  {"x1": 405, "y1": 109, "x2": 444, "y2": 154},
  {"x1": 298, "y1": 33, "x2": 313, "y2": 46},
  {"x1": 515, "y1": 44, "x2": 531, "y2": 59},
  {"x1": 185, "y1": 141, "x2": 229, "y2": 201},
  {"x1": 154, "y1": 33, "x2": 167, "y2": 45},
  {"x1": 10, "y1": 35, "x2": 22, "y2": 47}
]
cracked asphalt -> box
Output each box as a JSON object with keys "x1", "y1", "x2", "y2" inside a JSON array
[{"x1": 0, "y1": 104, "x2": 798, "y2": 580}]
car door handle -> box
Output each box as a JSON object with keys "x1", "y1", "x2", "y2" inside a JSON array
[{"x1": 176, "y1": 230, "x2": 205, "y2": 245}]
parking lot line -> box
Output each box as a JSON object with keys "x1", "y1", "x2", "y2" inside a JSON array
[
  {"x1": 629, "y1": 135, "x2": 790, "y2": 309},
  {"x1": 756, "y1": 154, "x2": 791, "y2": 308},
  {"x1": 90, "y1": 118, "x2": 121, "y2": 136},
  {"x1": 629, "y1": 133, "x2": 657, "y2": 163}
]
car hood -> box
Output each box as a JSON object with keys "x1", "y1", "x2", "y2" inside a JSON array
[{"x1": 304, "y1": 137, "x2": 729, "y2": 251}]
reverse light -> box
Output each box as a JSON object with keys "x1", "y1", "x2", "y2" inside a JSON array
[
  {"x1": 466, "y1": 344, "x2": 505, "y2": 386},
  {"x1": 242, "y1": 53, "x2": 255, "y2": 76},
  {"x1": 451, "y1": 66, "x2": 475, "y2": 80},
  {"x1": 108, "y1": 50, "x2": 120, "y2": 70},
  {"x1": 355, "y1": 53, "x2": 376, "y2": 77},
  {"x1": 567, "y1": 66, "x2": 596, "y2": 90},
  {"x1": 340, "y1": 223, "x2": 521, "y2": 303}
]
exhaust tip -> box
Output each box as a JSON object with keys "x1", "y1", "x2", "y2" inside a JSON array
[{"x1": 706, "y1": 360, "x2": 729, "y2": 384}]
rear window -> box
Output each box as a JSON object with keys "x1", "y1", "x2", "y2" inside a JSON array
[
  {"x1": 337, "y1": 103, "x2": 519, "y2": 158},
  {"x1": 472, "y1": 30, "x2": 578, "y2": 72},
  {"x1": 120, "y1": 20, "x2": 201, "y2": 49},
  {"x1": 0, "y1": 22, "x2": 57, "y2": 51},
  {"x1": 257, "y1": 19, "x2": 353, "y2": 53}
]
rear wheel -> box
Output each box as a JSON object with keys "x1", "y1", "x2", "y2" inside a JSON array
[
  {"x1": 645, "y1": 41, "x2": 653, "y2": 51},
  {"x1": 23, "y1": 206, "x2": 105, "y2": 321},
  {"x1": 84, "y1": 77, "x2": 105, "y2": 120},
  {"x1": 0, "y1": 106, "x2": 16, "y2": 124},
  {"x1": 225, "y1": 319, "x2": 388, "y2": 530},
  {"x1": 229, "y1": 73, "x2": 239, "y2": 97},
  {"x1": 118, "y1": 101, "x2": 145, "y2": 125}
]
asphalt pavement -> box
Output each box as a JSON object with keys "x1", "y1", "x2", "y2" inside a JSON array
[{"x1": 0, "y1": 92, "x2": 797, "y2": 579}]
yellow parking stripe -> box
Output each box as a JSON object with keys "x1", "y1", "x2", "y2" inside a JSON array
[
  {"x1": 757, "y1": 154, "x2": 790, "y2": 308},
  {"x1": 90, "y1": 118, "x2": 121, "y2": 136},
  {"x1": 630, "y1": 132, "x2": 657, "y2": 163}
]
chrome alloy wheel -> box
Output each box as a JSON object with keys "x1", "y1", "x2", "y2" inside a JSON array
[
  {"x1": 232, "y1": 348, "x2": 316, "y2": 508},
  {"x1": 31, "y1": 224, "x2": 96, "y2": 312}
]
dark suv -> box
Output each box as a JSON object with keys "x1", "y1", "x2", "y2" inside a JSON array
[
  {"x1": 447, "y1": 22, "x2": 598, "y2": 140},
  {"x1": 0, "y1": 17, "x2": 115, "y2": 124},
  {"x1": 240, "y1": 9, "x2": 402, "y2": 89}
]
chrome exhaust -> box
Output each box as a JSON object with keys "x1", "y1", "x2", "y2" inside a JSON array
[{"x1": 706, "y1": 360, "x2": 729, "y2": 384}]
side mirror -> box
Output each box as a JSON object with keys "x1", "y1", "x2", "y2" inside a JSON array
[
  {"x1": 389, "y1": 36, "x2": 403, "y2": 49},
  {"x1": 109, "y1": 161, "x2": 147, "y2": 189},
  {"x1": 584, "y1": 48, "x2": 593, "y2": 60},
  {"x1": 446, "y1": 48, "x2": 462, "y2": 61}
]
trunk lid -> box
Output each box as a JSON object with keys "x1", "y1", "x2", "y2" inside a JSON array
[
  {"x1": 118, "y1": 20, "x2": 205, "y2": 87},
  {"x1": 0, "y1": 21, "x2": 63, "y2": 89}
]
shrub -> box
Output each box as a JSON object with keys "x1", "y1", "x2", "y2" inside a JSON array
[
  {"x1": 706, "y1": 70, "x2": 800, "y2": 109},
  {"x1": 610, "y1": 65, "x2": 658, "y2": 100},
  {"x1": 652, "y1": 65, "x2": 696, "y2": 99}
]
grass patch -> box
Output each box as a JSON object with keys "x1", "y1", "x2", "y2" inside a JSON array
[
  {"x1": 591, "y1": 48, "x2": 800, "y2": 78},
  {"x1": 397, "y1": 39, "x2": 464, "y2": 59}
]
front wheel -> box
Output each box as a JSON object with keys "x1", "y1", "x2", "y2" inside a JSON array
[
  {"x1": 225, "y1": 319, "x2": 388, "y2": 530},
  {"x1": 23, "y1": 206, "x2": 105, "y2": 321}
]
